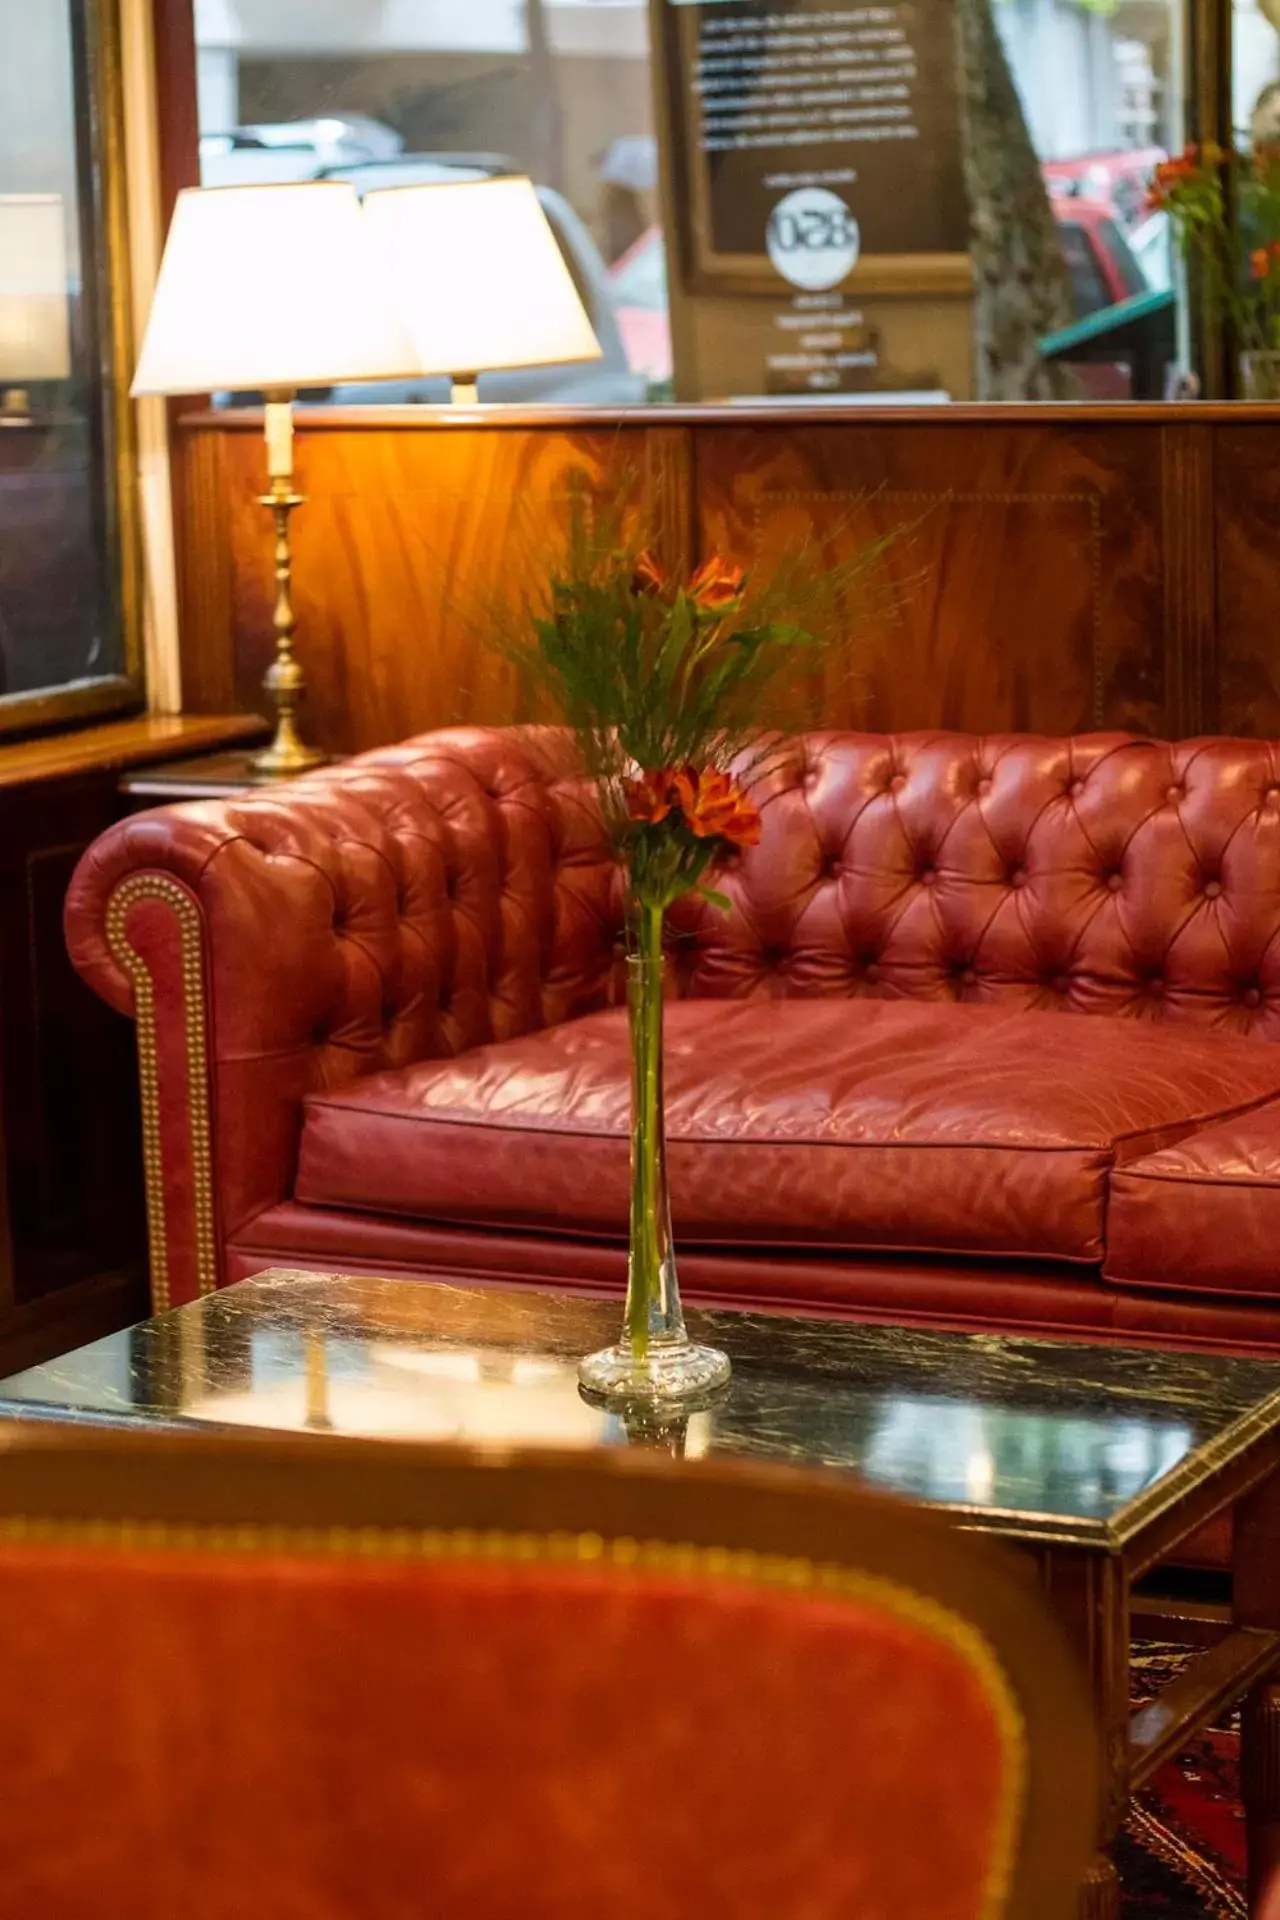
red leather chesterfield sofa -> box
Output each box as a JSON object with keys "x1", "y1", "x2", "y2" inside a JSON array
[{"x1": 63, "y1": 727, "x2": 1280, "y2": 1349}]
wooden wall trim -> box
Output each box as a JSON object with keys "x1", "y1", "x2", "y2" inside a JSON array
[
  {"x1": 183, "y1": 402, "x2": 1280, "y2": 433},
  {"x1": 171, "y1": 408, "x2": 1280, "y2": 748},
  {"x1": 151, "y1": 0, "x2": 200, "y2": 225},
  {"x1": 1160, "y1": 425, "x2": 1218, "y2": 737}
]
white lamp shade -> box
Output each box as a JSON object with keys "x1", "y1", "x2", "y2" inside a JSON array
[
  {"x1": 0, "y1": 195, "x2": 72, "y2": 383},
  {"x1": 131, "y1": 182, "x2": 419, "y2": 395},
  {"x1": 363, "y1": 177, "x2": 602, "y2": 378}
]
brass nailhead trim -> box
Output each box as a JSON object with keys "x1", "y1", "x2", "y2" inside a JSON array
[
  {"x1": 105, "y1": 875, "x2": 218, "y2": 1310},
  {"x1": 0, "y1": 1514, "x2": 1025, "y2": 1916}
]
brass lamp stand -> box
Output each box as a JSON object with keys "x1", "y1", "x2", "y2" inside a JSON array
[{"x1": 252, "y1": 391, "x2": 325, "y2": 779}]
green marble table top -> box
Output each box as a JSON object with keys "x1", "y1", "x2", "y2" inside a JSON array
[{"x1": 4, "y1": 1269, "x2": 1280, "y2": 1550}]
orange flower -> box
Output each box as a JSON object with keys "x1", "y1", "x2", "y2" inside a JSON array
[
  {"x1": 623, "y1": 766, "x2": 677, "y2": 825},
  {"x1": 1146, "y1": 148, "x2": 1198, "y2": 209},
  {"x1": 630, "y1": 550, "x2": 668, "y2": 598},
  {"x1": 672, "y1": 765, "x2": 762, "y2": 847},
  {"x1": 1253, "y1": 246, "x2": 1274, "y2": 281},
  {"x1": 687, "y1": 555, "x2": 746, "y2": 612}
]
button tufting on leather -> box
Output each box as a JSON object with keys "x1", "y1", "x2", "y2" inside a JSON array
[
  {"x1": 889, "y1": 774, "x2": 907, "y2": 793},
  {"x1": 865, "y1": 962, "x2": 882, "y2": 983},
  {"x1": 1052, "y1": 974, "x2": 1071, "y2": 994},
  {"x1": 1147, "y1": 976, "x2": 1165, "y2": 997},
  {"x1": 1203, "y1": 878, "x2": 1223, "y2": 899},
  {"x1": 1008, "y1": 868, "x2": 1026, "y2": 889},
  {"x1": 959, "y1": 967, "x2": 977, "y2": 987},
  {"x1": 1166, "y1": 785, "x2": 1184, "y2": 804},
  {"x1": 1106, "y1": 871, "x2": 1123, "y2": 892},
  {"x1": 919, "y1": 867, "x2": 937, "y2": 886},
  {"x1": 1267, "y1": 788, "x2": 1280, "y2": 808},
  {"x1": 1069, "y1": 780, "x2": 1085, "y2": 799},
  {"x1": 977, "y1": 778, "x2": 992, "y2": 797},
  {"x1": 1244, "y1": 985, "x2": 1264, "y2": 1009}
]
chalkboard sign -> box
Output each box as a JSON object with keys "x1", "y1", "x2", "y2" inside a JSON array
[{"x1": 653, "y1": 0, "x2": 970, "y2": 294}]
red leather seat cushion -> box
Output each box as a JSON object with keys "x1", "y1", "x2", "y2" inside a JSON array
[
  {"x1": 1107, "y1": 1106, "x2": 1280, "y2": 1299},
  {"x1": 296, "y1": 1000, "x2": 1280, "y2": 1265}
]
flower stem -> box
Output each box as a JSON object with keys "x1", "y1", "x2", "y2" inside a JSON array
[{"x1": 626, "y1": 901, "x2": 665, "y2": 1360}]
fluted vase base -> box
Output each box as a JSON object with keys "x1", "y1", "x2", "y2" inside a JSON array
[{"x1": 578, "y1": 1335, "x2": 731, "y2": 1412}]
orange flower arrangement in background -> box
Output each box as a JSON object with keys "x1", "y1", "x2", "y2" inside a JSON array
[
  {"x1": 1146, "y1": 139, "x2": 1280, "y2": 376},
  {"x1": 1145, "y1": 141, "x2": 1224, "y2": 212}
]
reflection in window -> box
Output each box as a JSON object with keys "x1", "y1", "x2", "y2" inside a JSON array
[
  {"x1": 193, "y1": 0, "x2": 1185, "y2": 403},
  {"x1": 0, "y1": 0, "x2": 135, "y2": 723}
]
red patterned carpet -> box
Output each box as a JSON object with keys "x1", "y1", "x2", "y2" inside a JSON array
[{"x1": 1121, "y1": 1646, "x2": 1247, "y2": 1918}]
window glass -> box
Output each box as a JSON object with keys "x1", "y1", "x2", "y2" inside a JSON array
[
  {"x1": 193, "y1": 0, "x2": 1185, "y2": 403},
  {"x1": 0, "y1": 0, "x2": 132, "y2": 721}
]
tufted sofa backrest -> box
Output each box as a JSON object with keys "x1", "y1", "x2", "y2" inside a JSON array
[
  {"x1": 671, "y1": 731, "x2": 1280, "y2": 1039},
  {"x1": 190, "y1": 724, "x2": 1280, "y2": 1048}
]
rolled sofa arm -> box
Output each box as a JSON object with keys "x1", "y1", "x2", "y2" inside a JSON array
[{"x1": 64, "y1": 729, "x2": 619, "y2": 1308}]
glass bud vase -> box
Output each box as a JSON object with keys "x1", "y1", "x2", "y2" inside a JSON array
[{"x1": 578, "y1": 903, "x2": 731, "y2": 1410}]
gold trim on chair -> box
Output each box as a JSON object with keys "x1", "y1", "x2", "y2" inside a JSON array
[{"x1": 105, "y1": 873, "x2": 218, "y2": 1309}]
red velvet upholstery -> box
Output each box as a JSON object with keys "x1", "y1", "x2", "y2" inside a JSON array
[
  {"x1": 60, "y1": 728, "x2": 1280, "y2": 1342},
  {"x1": 0, "y1": 1548, "x2": 1019, "y2": 1919},
  {"x1": 0, "y1": 1432, "x2": 1094, "y2": 1919}
]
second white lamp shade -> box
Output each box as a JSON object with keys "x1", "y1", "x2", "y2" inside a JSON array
[
  {"x1": 132, "y1": 181, "x2": 419, "y2": 396},
  {"x1": 363, "y1": 176, "x2": 602, "y2": 379},
  {"x1": 0, "y1": 194, "x2": 72, "y2": 383}
]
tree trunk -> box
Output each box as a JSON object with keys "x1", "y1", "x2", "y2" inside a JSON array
[
  {"x1": 954, "y1": 0, "x2": 1077, "y2": 398},
  {"x1": 525, "y1": 0, "x2": 565, "y2": 194}
]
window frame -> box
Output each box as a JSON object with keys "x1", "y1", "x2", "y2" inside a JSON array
[{"x1": 0, "y1": 0, "x2": 145, "y2": 741}]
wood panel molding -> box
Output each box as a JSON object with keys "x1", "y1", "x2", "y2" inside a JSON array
[{"x1": 171, "y1": 406, "x2": 1280, "y2": 753}]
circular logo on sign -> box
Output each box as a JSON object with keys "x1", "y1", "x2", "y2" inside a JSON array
[{"x1": 766, "y1": 188, "x2": 860, "y2": 291}]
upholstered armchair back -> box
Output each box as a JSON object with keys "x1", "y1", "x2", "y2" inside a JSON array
[{"x1": 66, "y1": 726, "x2": 1280, "y2": 1303}]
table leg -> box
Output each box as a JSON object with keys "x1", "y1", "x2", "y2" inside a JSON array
[
  {"x1": 1039, "y1": 1548, "x2": 1129, "y2": 1920},
  {"x1": 1235, "y1": 1471, "x2": 1280, "y2": 1916},
  {"x1": 1078, "y1": 1852, "x2": 1122, "y2": 1920},
  {"x1": 1243, "y1": 1682, "x2": 1280, "y2": 1915}
]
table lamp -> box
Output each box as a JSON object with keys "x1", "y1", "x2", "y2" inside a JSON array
[
  {"x1": 362, "y1": 176, "x2": 602, "y2": 403},
  {"x1": 0, "y1": 194, "x2": 72, "y2": 429},
  {"x1": 132, "y1": 182, "x2": 418, "y2": 776}
]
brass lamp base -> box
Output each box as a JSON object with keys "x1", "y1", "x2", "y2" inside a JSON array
[
  {"x1": 249, "y1": 397, "x2": 328, "y2": 780},
  {"x1": 249, "y1": 396, "x2": 327, "y2": 782}
]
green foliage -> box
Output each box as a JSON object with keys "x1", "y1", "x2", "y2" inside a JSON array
[
  {"x1": 1156, "y1": 144, "x2": 1280, "y2": 352},
  {"x1": 487, "y1": 480, "x2": 897, "y2": 918}
]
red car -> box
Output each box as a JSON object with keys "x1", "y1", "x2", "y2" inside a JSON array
[
  {"x1": 1044, "y1": 149, "x2": 1166, "y2": 230},
  {"x1": 608, "y1": 227, "x2": 672, "y2": 389},
  {"x1": 1056, "y1": 197, "x2": 1149, "y2": 316}
]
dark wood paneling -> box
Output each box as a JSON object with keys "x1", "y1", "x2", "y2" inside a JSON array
[
  {"x1": 173, "y1": 403, "x2": 1280, "y2": 753},
  {"x1": 1212, "y1": 424, "x2": 1280, "y2": 737},
  {"x1": 152, "y1": 0, "x2": 200, "y2": 224},
  {"x1": 693, "y1": 421, "x2": 1168, "y2": 736},
  {"x1": 190, "y1": 418, "x2": 692, "y2": 756}
]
